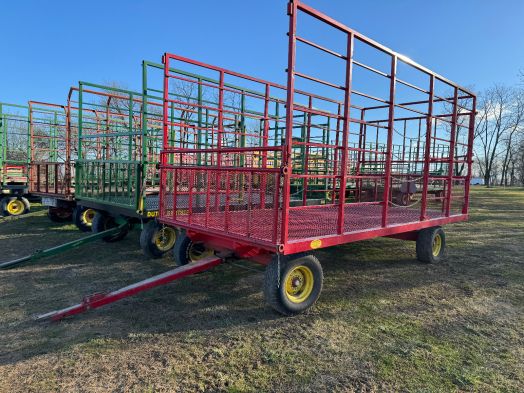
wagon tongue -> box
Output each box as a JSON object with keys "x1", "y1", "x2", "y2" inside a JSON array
[
  {"x1": 0, "y1": 224, "x2": 128, "y2": 270},
  {"x1": 35, "y1": 255, "x2": 223, "y2": 322}
]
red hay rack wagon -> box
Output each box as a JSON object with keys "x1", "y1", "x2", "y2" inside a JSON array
[{"x1": 36, "y1": 0, "x2": 476, "y2": 320}]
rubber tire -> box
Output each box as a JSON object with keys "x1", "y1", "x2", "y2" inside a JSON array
[
  {"x1": 1, "y1": 196, "x2": 30, "y2": 216},
  {"x1": 263, "y1": 253, "x2": 323, "y2": 316},
  {"x1": 73, "y1": 206, "x2": 95, "y2": 232},
  {"x1": 140, "y1": 221, "x2": 177, "y2": 259},
  {"x1": 48, "y1": 207, "x2": 73, "y2": 222},
  {"x1": 416, "y1": 226, "x2": 446, "y2": 263},
  {"x1": 172, "y1": 232, "x2": 211, "y2": 267},
  {"x1": 91, "y1": 211, "x2": 128, "y2": 243}
]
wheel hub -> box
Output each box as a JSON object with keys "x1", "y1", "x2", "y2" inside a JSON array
[
  {"x1": 284, "y1": 266, "x2": 314, "y2": 303},
  {"x1": 82, "y1": 209, "x2": 95, "y2": 226},
  {"x1": 154, "y1": 227, "x2": 177, "y2": 251},
  {"x1": 7, "y1": 199, "x2": 24, "y2": 215},
  {"x1": 189, "y1": 243, "x2": 213, "y2": 262},
  {"x1": 432, "y1": 234, "x2": 442, "y2": 256}
]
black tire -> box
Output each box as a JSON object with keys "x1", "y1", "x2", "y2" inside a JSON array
[
  {"x1": 47, "y1": 206, "x2": 73, "y2": 222},
  {"x1": 20, "y1": 197, "x2": 30, "y2": 213},
  {"x1": 263, "y1": 253, "x2": 323, "y2": 316},
  {"x1": 172, "y1": 232, "x2": 213, "y2": 267},
  {"x1": 91, "y1": 211, "x2": 128, "y2": 242},
  {"x1": 1, "y1": 196, "x2": 30, "y2": 216},
  {"x1": 416, "y1": 226, "x2": 446, "y2": 263},
  {"x1": 140, "y1": 221, "x2": 177, "y2": 259},
  {"x1": 73, "y1": 206, "x2": 96, "y2": 232}
]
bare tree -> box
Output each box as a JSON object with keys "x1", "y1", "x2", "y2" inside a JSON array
[
  {"x1": 499, "y1": 91, "x2": 524, "y2": 185},
  {"x1": 474, "y1": 85, "x2": 523, "y2": 186}
]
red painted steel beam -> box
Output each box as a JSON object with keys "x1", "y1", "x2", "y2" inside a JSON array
[
  {"x1": 381, "y1": 55, "x2": 397, "y2": 227},
  {"x1": 420, "y1": 75, "x2": 435, "y2": 220},
  {"x1": 336, "y1": 32, "x2": 354, "y2": 235},
  {"x1": 283, "y1": 214, "x2": 467, "y2": 254},
  {"x1": 445, "y1": 87, "x2": 459, "y2": 217},
  {"x1": 281, "y1": 0, "x2": 298, "y2": 246},
  {"x1": 36, "y1": 256, "x2": 223, "y2": 322}
]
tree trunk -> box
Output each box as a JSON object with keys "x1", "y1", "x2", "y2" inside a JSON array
[{"x1": 484, "y1": 173, "x2": 490, "y2": 187}]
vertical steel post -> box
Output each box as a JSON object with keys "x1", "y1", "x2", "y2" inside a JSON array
[
  {"x1": 302, "y1": 96, "x2": 312, "y2": 206},
  {"x1": 281, "y1": 0, "x2": 298, "y2": 246},
  {"x1": 76, "y1": 84, "x2": 84, "y2": 197},
  {"x1": 141, "y1": 61, "x2": 149, "y2": 212},
  {"x1": 462, "y1": 95, "x2": 476, "y2": 215},
  {"x1": 381, "y1": 55, "x2": 397, "y2": 227},
  {"x1": 337, "y1": 32, "x2": 354, "y2": 235},
  {"x1": 420, "y1": 75, "x2": 435, "y2": 220},
  {"x1": 260, "y1": 83, "x2": 270, "y2": 208},
  {"x1": 215, "y1": 70, "x2": 225, "y2": 212},
  {"x1": 160, "y1": 54, "x2": 171, "y2": 219},
  {"x1": 66, "y1": 95, "x2": 72, "y2": 195},
  {"x1": 356, "y1": 108, "x2": 366, "y2": 202},
  {"x1": 445, "y1": 87, "x2": 459, "y2": 217}
]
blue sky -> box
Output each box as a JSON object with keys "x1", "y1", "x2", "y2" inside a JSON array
[{"x1": 1, "y1": 0, "x2": 523, "y2": 105}]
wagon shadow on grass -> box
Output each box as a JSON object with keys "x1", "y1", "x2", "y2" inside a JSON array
[
  {"x1": 0, "y1": 235, "x2": 451, "y2": 366},
  {"x1": 2, "y1": 203, "x2": 519, "y2": 368}
]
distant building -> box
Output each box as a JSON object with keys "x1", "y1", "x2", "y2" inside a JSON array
[{"x1": 470, "y1": 177, "x2": 484, "y2": 185}]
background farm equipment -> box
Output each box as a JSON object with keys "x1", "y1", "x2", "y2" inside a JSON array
[
  {"x1": 27, "y1": 100, "x2": 97, "y2": 229},
  {"x1": 0, "y1": 102, "x2": 31, "y2": 216}
]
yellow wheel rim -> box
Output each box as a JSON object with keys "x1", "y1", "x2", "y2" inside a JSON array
[
  {"x1": 188, "y1": 242, "x2": 213, "y2": 262},
  {"x1": 81, "y1": 209, "x2": 96, "y2": 226},
  {"x1": 432, "y1": 234, "x2": 442, "y2": 257},
  {"x1": 154, "y1": 227, "x2": 177, "y2": 251},
  {"x1": 7, "y1": 199, "x2": 24, "y2": 215},
  {"x1": 284, "y1": 265, "x2": 314, "y2": 304}
]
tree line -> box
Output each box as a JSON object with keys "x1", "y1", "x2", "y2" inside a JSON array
[{"x1": 474, "y1": 74, "x2": 524, "y2": 186}]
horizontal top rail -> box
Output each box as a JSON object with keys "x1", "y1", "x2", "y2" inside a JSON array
[{"x1": 294, "y1": 0, "x2": 475, "y2": 96}]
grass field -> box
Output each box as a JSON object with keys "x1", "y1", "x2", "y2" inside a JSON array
[{"x1": 0, "y1": 187, "x2": 522, "y2": 392}]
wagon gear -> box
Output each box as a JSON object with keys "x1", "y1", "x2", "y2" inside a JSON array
[
  {"x1": 91, "y1": 211, "x2": 129, "y2": 243},
  {"x1": 1, "y1": 196, "x2": 30, "y2": 216},
  {"x1": 264, "y1": 254, "x2": 323, "y2": 315},
  {"x1": 72, "y1": 206, "x2": 96, "y2": 232},
  {"x1": 47, "y1": 206, "x2": 73, "y2": 222},
  {"x1": 140, "y1": 220, "x2": 178, "y2": 258},
  {"x1": 35, "y1": 0, "x2": 475, "y2": 321},
  {"x1": 172, "y1": 232, "x2": 214, "y2": 266},
  {"x1": 416, "y1": 226, "x2": 446, "y2": 263}
]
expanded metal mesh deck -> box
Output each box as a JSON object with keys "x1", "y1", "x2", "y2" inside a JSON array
[{"x1": 168, "y1": 203, "x2": 447, "y2": 244}]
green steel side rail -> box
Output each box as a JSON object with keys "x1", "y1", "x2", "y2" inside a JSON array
[{"x1": 0, "y1": 223, "x2": 128, "y2": 270}]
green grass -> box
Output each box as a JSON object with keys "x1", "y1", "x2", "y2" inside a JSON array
[{"x1": 0, "y1": 188, "x2": 523, "y2": 392}]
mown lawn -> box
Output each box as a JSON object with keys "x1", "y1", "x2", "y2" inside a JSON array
[{"x1": 0, "y1": 187, "x2": 522, "y2": 392}]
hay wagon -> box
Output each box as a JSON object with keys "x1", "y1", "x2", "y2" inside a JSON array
[
  {"x1": 36, "y1": 0, "x2": 476, "y2": 320},
  {"x1": 0, "y1": 103, "x2": 31, "y2": 216},
  {"x1": 28, "y1": 99, "x2": 98, "y2": 230}
]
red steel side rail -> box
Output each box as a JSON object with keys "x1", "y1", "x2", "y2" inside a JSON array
[{"x1": 36, "y1": 256, "x2": 222, "y2": 321}]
